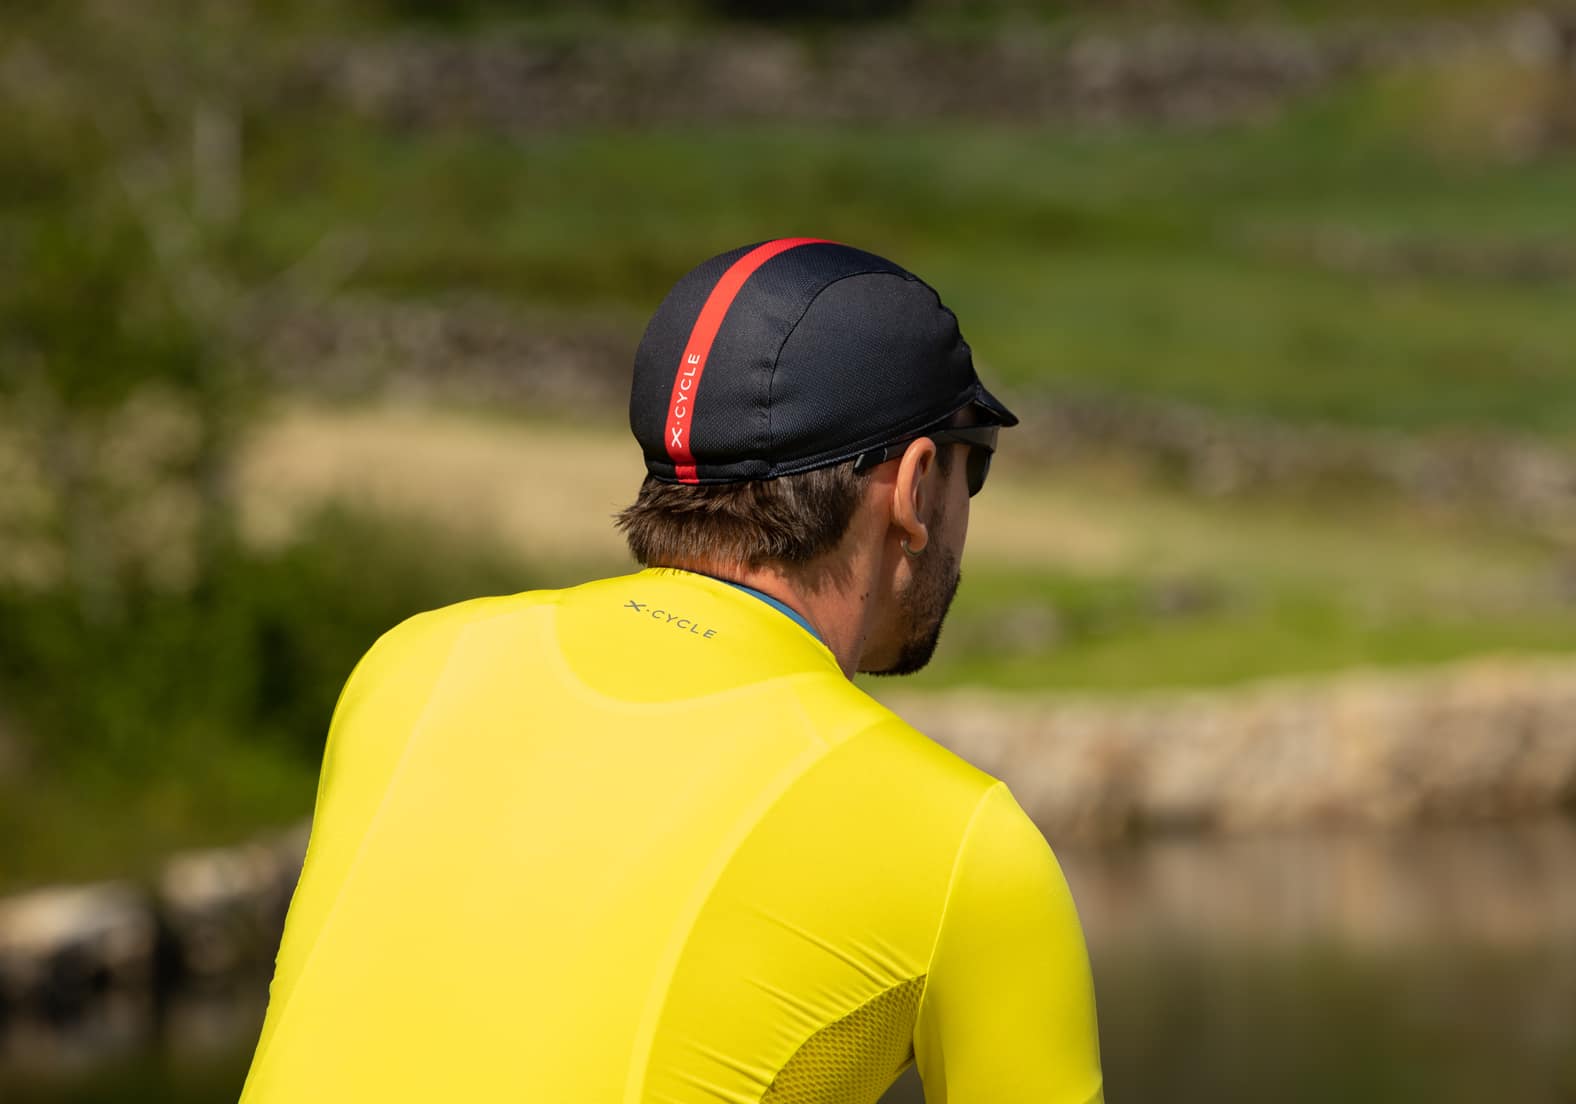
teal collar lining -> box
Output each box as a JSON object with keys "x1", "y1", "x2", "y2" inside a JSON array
[{"x1": 712, "y1": 578, "x2": 823, "y2": 644}]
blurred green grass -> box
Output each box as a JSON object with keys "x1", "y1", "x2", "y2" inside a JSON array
[
  {"x1": 908, "y1": 577, "x2": 1576, "y2": 693},
  {"x1": 885, "y1": 450, "x2": 1576, "y2": 692},
  {"x1": 245, "y1": 82, "x2": 1576, "y2": 434}
]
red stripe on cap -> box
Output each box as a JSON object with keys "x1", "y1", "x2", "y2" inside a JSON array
[{"x1": 664, "y1": 237, "x2": 829, "y2": 482}]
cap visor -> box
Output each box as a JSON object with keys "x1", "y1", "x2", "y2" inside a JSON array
[{"x1": 971, "y1": 383, "x2": 1019, "y2": 428}]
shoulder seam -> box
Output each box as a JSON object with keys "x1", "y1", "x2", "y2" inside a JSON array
[{"x1": 913, "y1": 780, "x2": 1007, "y2": 1042}]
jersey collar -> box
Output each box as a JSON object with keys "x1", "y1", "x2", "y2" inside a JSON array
[{"x1": 711, "y1": 578, "x2": 823, "y2": 645}]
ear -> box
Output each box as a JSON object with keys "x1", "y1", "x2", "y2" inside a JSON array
[{"x1": 890, "y1": 437, "x2": 939, "y2": 554}]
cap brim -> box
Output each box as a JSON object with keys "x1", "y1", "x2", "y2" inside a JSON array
[{"x1": 970, "y1": 383, "x2": 1019, "y2": 428}]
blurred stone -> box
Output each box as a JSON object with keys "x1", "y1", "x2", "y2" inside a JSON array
[
  {"x1": 279, "y1": 17, "x2": 1508, "y2": 133},
  {"x1": 0, "y1": 883, "x2": 155, "y2": 1018},
  {"x1": 156, "y1": 825, "x2": 308, "y2": 982},
  {"x1": 255, "y1": 297, "x2": 632, "y2": 414},
  {"x1": 889, "y1": 656, "x2": 1576, "y2": 843},
  {"x1": 1507, "y1": 10, "x2": 1565, "y2": 67},
  {"x1": 1024, "y1": 391, "x2": 1576, "y2": 537},
  {"x1": 1146, "y1": 577, "x2": 1224, "y2": 619}
]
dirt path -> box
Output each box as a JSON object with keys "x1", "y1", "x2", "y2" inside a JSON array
[
  {"x1": 238, "y1": 402, "x2": 1134, "y2": 572},
  {"x1": 240, "y1": 404, "x2": 638, "y2": 566}
]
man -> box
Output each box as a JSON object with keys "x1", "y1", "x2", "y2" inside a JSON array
[{"x1": 240, "y1": 239, "x2": 1103, "y2": 1103}]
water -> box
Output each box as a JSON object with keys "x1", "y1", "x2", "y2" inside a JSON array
[{"x1": 5, "y1": 820, "x2": 1574, "y2": 1103}]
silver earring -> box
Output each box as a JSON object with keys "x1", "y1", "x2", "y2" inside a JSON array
[{"x1": 902, "y1": 537, "x2": 924, "y2": 557}]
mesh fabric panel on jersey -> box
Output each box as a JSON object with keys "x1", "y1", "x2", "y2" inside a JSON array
[{"x1": 761, "y1": 975, "x2": 926, "y2": 1104}]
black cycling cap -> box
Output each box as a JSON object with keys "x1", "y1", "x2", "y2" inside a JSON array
[{"x1": 630, "y1": 238, "x2": 1018, "y2": 484}]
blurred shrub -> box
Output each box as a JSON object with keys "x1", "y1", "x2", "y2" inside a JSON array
[
  {"x1": 0, "y1": 506, "x2": 536, "y2": 773},
  {"x1": 2, "y1": 0, "x2": 262, "y2": 630},
  {"x1": 0, "y1": 3, "x2": 541, "y2": 813}
]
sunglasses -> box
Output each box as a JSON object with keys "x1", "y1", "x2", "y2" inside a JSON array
[{"x1": 851, "y1": 425, "x2": 999, "y2": 497}]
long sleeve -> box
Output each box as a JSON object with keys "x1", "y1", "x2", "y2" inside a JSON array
[{"x1": 913, "y1": 782, "x2": 1105, "y2": 1104}]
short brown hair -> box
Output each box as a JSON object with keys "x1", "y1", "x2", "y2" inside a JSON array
[
  {"x1": 615, "y1": 461, "x2": 872, "y2": 575},
  {"x1": 616, "y1": 446, "x2": 954, "y2": 578}
]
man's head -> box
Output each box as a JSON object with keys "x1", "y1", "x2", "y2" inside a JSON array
[{"x1": 616, "y1": 239, "x2": 1015, "y2": 675}]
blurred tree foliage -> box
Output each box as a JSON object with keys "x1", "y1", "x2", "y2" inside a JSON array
[
  {"x1": 0, "y1": 2, "x2": 533, "y2": 786},
  {"x1": 1, "y1": 0, "x2": 255, "y2": 621},
  {"x1": 0, "y1": 0, "x2": 268, "y2": 776}
]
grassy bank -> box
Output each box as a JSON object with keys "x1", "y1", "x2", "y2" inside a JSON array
[{"x1": 244, "y1": 83, "x2": 1576, "y2": 436}]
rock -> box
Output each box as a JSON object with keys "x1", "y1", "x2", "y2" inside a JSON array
[
  {"x1": 887, "y1": 656, "x2": 1576, "y2": 843},
  {"x1": 0, "y1": 883, "x2": 155, "y2": 1019},
  {"x1": 156, "y1": 826, "x2": 308, "y2": 982}
]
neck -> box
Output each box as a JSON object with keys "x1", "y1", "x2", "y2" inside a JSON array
[{"x1": 679, "y1": 554, "x2": 881, "y2": 680}]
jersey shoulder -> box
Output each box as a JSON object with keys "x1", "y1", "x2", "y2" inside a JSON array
[
  {"x1": 913, "y1": 780, "x2": 1104, "y2": 1104},
  {"x1": 792, "y1": 673, "x2": 1006, "y2": 809},
  {"x1": 373, "y1": 588, "x2": 550, "y2": 655}
]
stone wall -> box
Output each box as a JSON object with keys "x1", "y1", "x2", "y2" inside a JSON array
[
  {"x1": 886, "y1": 655, "x2": 1576, "y2": 842},
  {"x1": 283, "y1": 11, "x2": 1576, "y2": 132},
  {"x1": 0, "y1": 828, "x2": 306, "y2": 1039},
  {"x1": 1023, "y1": 391, "x2": 1576, "y2": 533}
]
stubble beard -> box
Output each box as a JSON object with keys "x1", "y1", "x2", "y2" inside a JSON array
[{"x1": 867, "y1": 540, "x2": 962, "y2": 678}]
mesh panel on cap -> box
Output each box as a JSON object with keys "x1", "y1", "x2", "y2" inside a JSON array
[{"x1": 760, "y1": 975, "x2": 925, "y2": 1104}]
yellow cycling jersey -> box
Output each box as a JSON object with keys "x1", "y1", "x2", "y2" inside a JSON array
[{"x1": 240, "y1": 567, "x2": 1103, "y2": 1104}]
